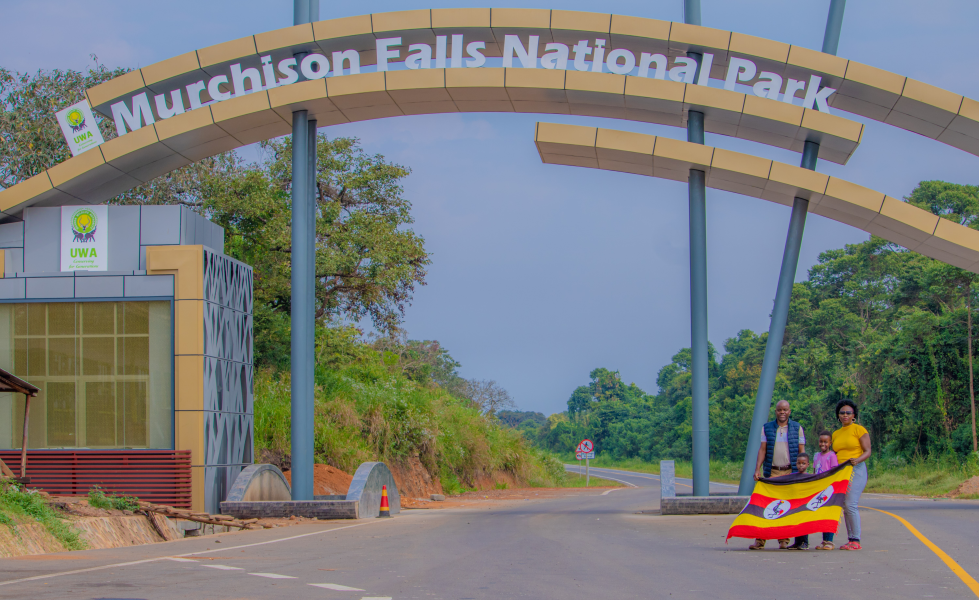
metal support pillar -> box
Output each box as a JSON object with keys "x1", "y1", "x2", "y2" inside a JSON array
[
  {"x1": 290, "y1": 0, "x2": 315, "y2": 501},
  {"x1": 821, "y1": 0, "x2": 847, "y2": 55},
  {"x1": 736, "y1": 144, "x2": 817, "y2": 494},
  {"x1": 686, "y1": 33, "x2": 710, "y2": 496},
  {"x1": 737, "y1": 0, "x2": 847, "y2": 496},
  {"x1": 683, "y1": 0, "x2": 701, "y2": 26}
]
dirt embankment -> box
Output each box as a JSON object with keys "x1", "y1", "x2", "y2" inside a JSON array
[
  {"x1": 279, "y1": 456, "x2": 532, "y2": 507},
  {"x1": 281, "y1": 464, "x2": 353, "y2": 495},
  {"x1": 389, "y1": 456, "x2": 443, "y2": 499},
  {"x1": 949, "y1": 475, "x2": 979, "y2": 497},
  {"x1": 281, "y1": 457, "x2": 443, "y2": 507}
]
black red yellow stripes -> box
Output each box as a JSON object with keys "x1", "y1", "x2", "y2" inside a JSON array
[{"x1": 727, "y1": 464, "x2": 853, "y2": 541}]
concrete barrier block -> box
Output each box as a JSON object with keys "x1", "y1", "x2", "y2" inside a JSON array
[
  {"x1": 659, "y1": 460, "x2": 676, "y2": 500},
  {"x1": 347, "y1": 462, "x2": 401, "y2": 518},
  {"x1": 224, "y1": 464, "x2": 291, "y2": 502},
  {"x1": 430, "y1": 494, "x2": 445, "y2": 502},
  {"x1": 661, "y1": 495, "x2": 750, "y2": 515}
]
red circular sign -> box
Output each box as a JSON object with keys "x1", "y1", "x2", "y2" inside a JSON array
[{"x1": 577, "y1": 439, "x2": 593, "y2": 453}]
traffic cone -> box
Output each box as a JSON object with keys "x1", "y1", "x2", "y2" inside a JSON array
[{"x1": 378, "y1": 485, "x2": 392, "y2": 518}]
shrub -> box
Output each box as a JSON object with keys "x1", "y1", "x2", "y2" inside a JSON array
[
  {"x1": 88, "y1": 486, "x2": 140, "y2": 512},
  {"x1": 0, "y1": 485, "x2": 84, "y2": 550}
]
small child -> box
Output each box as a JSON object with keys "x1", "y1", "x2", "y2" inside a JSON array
[
  {"x1": 812, "y1": 430, "x2": 839, "y2": 550},
  {"x1": 787, "y1": 453, "x2": 811, "y2": 550}
]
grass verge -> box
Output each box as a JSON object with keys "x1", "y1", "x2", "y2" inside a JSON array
[
  {"x1": 0, "y1": 484, "x2": 85, "y2": 550},
  {"x1": 554, "y1": 471, "x2": 624, "y2": 488},
  {"x1": 555, "y1": 454, "x2": 742, "y2": 484},
  {"x1": 554, "y1": 453, "x2": 979, "y2": 497},
  {"x1": 865, "y1": 456, "x2": 979, "y2": 496}
]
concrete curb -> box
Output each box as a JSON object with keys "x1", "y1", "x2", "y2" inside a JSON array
[
  {"x1": 658, "y1": 459, "x2": 749, "y2": 515},
  {"x1": 661, "y1": 496, "x2": 750, "y2": 515},
  {"x1": 219, "y1": 500, "x2": 359, "y2": 519},
  {"x1": 219, "y1": 462, "x2": 401, "y2": 519}
]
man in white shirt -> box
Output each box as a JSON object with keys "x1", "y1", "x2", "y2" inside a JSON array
[{"x1": 748, "y1": 400, "x2": 806, "y2": 550}]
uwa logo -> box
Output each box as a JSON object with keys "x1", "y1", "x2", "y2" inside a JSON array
[{"x1": 71, "y1": 208, "x2": 97, "y2": 243}]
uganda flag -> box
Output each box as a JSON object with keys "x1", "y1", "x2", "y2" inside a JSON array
[{"x1": 726, "y1": 463, "x2": 853, "y2": 541}]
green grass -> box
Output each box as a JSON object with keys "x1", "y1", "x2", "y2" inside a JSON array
[
  {"x1": 0, "y1": 484, "x2": 85, "y2": 550},
  {"x1": 865, "y1": 455, "x2": 979, "y2": 496},
  {"x1": 255, "y1": 362, "x2": 572, "y2": 491},
  {"x1": 87, "y1": 486, "x2": 140, "y2": 512},
  {"x1": 553, "y1": 453, "x2": 979, "y2": 497},
  {"x1": 554, "y1": 472, "x2": 623, "y2": 488},
  {"x1": 555, "y1": 453, "x2": 743, "y2": 484}
]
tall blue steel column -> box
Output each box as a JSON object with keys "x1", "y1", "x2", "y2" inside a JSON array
[
  {"x1": 737, "y1": 2, "x2": 846, "y2": 495},
  {"x1": 290, "y1": 0, "x2": 318, "y2": 501},
  {"x1": 822, "y1": 0, "x2": 847, "y2": 55},
  {"x1": 683, "y1": 0, "x2": 710, "y2": 497}
]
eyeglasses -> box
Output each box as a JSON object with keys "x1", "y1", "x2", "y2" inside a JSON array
[{"x1": 839, "y1": 411, "x2": 854, "y2": 415}]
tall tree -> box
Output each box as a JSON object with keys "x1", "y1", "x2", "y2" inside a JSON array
[
  {"x1": 910, "y1": 181, "x2": 979, "y2": 453},
  {"x1": 1, "y1": 61, "x2": 126, "y2": 189},
  {"x1": 1, "y1": 65, "x2": 431, "y2": 367}
]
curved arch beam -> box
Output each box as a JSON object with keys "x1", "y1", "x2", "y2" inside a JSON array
[
  {"x1": 0, "y1": 67, "x2": 862, "y2": 220},
  {"x1": 534, "y1": 122, "x2": 979, "y2": 274},
  {"x1": 85, "y1": 9, "x2": 979, "y2": 157}
]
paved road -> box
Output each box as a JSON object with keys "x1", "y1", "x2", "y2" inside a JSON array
[
  {"x1": 563, "y1": 463, "x2": 739, "y2": 493},
  {"x1": 1, "y1": 467, "x2": 977, "y2": 600}
]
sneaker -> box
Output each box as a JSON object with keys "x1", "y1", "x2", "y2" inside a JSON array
[
  {"x1": 787, "y1": 541, "x2": 809, "y2": 550},
  {"x1": 839, "y1": 541, "x2": 862, "y2": 551},
  {"x1": 748, "y1": 540, "x2": 766, "y2": 550}
]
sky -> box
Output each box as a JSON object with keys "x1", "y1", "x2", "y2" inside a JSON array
[{"x1": 4, "y1": 0, "x2": 979, "y2": 416}]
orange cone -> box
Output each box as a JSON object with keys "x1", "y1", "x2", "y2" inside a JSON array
[{"x1": 378, "y1": 485, "x2": 392, "y2": 518}]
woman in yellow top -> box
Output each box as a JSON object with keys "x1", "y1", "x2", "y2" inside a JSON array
[{"x1": 832, "y1": 399, "x2": 871, "y2": 551}]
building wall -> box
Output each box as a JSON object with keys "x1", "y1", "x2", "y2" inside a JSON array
[
  {"x1": 147, "y1": 245, "x2": 254, "y2": 513},
  {"x1": 1, "y1": 206, "x2": 252, "y2": 514}
]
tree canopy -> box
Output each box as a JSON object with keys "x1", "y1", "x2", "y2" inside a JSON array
[
  {"x1": 527, "y1": 181, "x2": 979, "y2": 464},
  {"x1": 1, "y1": 65, "x2": 431, "y2": 368}
]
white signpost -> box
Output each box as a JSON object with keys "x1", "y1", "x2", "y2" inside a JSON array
[
  {"x1": 55, "y1": 100, "x2": 105, "y2": 156},
  {"x1": 61, "y1": 205, "x2": 109, "y2": 272},
  {"x1": 576, "y1": 439, "x2": 594, "y2": 486}
]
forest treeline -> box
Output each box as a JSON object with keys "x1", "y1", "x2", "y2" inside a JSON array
[{"x1": 518, "y1": 181, "x2": 979, "y2": 465}]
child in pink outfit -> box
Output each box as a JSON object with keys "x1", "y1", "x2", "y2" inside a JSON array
[
  {"x1": 790, "y1": 431, "x2": 841, "y2": 551},
  {"x1": 813, "y1": 430, "x2": 840, "y2": 474},
  {"x1": 812, "y1": 430, "x2": 839, "y2": 550}
]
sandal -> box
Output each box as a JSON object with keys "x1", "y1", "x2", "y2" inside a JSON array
[
  {"x1": 748, "y1": 540, "x2": 766, "y2": 550},
  {"x1": 839, "y1": 541, "x2": 862, "y2": 551},
  {"x1": 815, "y1": 541, "x2": 834, "y2": 550}
]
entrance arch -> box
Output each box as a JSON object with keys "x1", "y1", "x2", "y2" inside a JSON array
[
  {"x1": 4, "y1": 8, "x2": 979, "y2": 219},
  {"x1": 533, "y1": 122, "x2": 979, "y2": 273}
]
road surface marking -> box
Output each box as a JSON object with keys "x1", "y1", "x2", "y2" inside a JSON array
[
  {"x1": 862, "y1": 506, "x2": 979, "y2": 597},
  {"x1": 250, "y1": 573, "x2": 296, "y2": 579},
  {"x1": 601, "y1": 488, "x2": 621, "y2": 495},
  {"x1": 203, "y1": 565, "x2": 242, "y2": 570},
  {"x1": 0, "y1": 520, "x2": 388, "y2": 588},
  {"x1": 590, "y1": 474, "x2": 639, "y2": 488},
  {"x1": 567, "y1": 465, "x2": 737, "y2": 489},
  {"x1": 360, "y1": 597, "x2": 392, "y2": 599},
  {"x1": 310, "y1": 583, "x2": 366, "y2": 591}
]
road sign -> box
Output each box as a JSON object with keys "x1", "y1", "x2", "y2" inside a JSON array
[
  {"x1": 577, "y1": 439, "x2": 593, "y2": 453},
  {"x1": 576, "y1": 451, "x2": 594, "y2": 460}
]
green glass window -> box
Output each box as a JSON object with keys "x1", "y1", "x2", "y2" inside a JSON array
[{"x1": 0, "y1": 301, "x2": 172, "y2": 449}]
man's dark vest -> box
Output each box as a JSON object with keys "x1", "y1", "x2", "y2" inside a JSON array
[{"x1": 763, "y1": 419, "x2": 801, "y2": 477}]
